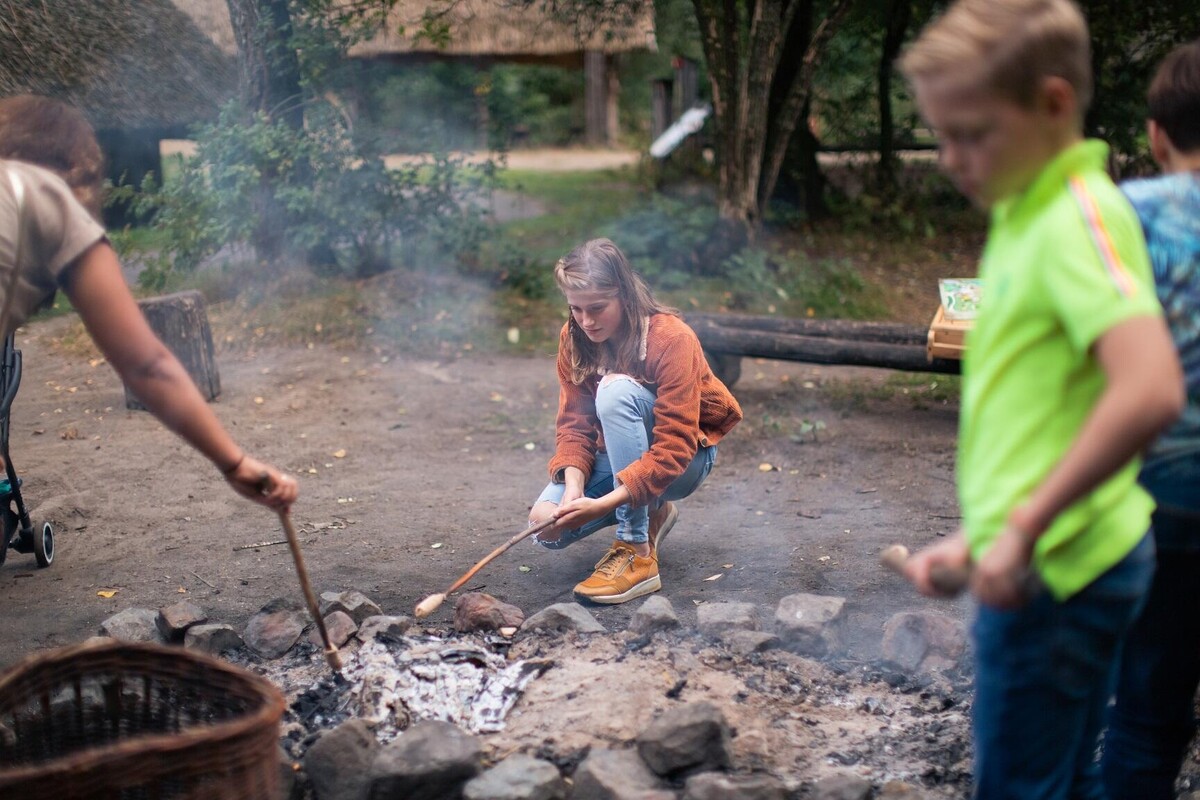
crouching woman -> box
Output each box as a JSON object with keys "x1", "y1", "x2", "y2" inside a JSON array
[{"x1": 527, "y1": 238, "x2": 742, "y2": 604}]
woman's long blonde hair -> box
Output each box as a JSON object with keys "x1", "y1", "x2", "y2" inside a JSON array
[{"x1": 555, "y1": 238, "x2": 676, "y2": 385}]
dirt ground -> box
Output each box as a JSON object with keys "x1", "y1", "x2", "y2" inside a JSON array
[{"x1": 0, "y1": 312, "x2": 964, "y2": 665}]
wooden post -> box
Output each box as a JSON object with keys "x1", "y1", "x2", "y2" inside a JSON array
[
  {"x1": 123, "y1": 290, "x2": 221, "y2": 411},
  {"x1": 651, "y1": 79, "x2": 673, "y2": 140},
  {"x1": 584, "y1": 50, "x2": 607, "y2": 146},
  {"x1": 673, "y1": 57, "x2": 699, "y2": 119},
  {"x1": 606, "y1": 55, "x2": 620, "y2": 146}
]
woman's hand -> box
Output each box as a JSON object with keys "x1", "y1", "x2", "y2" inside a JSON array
[
  {"x1": 562, "y1": 466, "x2": 586, "y2": 506},
  {"x1": 223, "y1": 455, "x2": 298, "y2": 511},
  {"x1": 554, "y1": 496, "x2": 612, "y2": 530},
  {"x1": 904, "y1": 532, "x2": 972, "y2": 598}
]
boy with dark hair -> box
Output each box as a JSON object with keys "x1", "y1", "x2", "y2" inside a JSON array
[
  {"x1": 897, "y1": 1, "x2": 1185, "y2": 797},
  {"x1": 1101, "y1": 38, "x2": 1200, "y2": 800}
]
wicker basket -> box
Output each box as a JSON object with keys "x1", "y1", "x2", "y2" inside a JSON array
[{"x1": 0, "y1": 640, "x2": 285, "y2": 800}]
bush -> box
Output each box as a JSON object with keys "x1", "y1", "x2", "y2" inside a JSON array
[{"x1": 111, "y1": 100, "x2": 496, "y2": 287}]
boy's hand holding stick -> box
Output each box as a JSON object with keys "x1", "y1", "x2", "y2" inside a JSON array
[{"x1": 881, "y1": 538, "x2": 1041, "y2": 605}]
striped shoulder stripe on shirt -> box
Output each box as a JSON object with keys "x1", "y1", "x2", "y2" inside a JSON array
[{"x1": 1067, "y1": 176, "x2": 1137, "y2": 298}]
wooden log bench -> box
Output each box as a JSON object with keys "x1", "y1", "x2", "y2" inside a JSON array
[{"x1": 684, "y1": 312, "x2": 961, "y2": 389}]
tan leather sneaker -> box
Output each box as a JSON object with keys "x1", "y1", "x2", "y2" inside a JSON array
[
  {"x1": 648, "y1": 501, "x2": 678, "y2": 556},
  {"x1": 573, "y1": 542, "x2": 661, "y2": 604}
]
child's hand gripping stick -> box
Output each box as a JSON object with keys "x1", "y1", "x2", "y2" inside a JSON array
[{"x1": 880, "y1": 544, "x2": 970, "y2": 596}]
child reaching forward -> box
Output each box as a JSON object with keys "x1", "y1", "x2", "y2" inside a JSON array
[
  {"x1": 527, "y1": 238, "x2": 742, "y2": 604},
  {"x1": 897, "y1": 1, "x2": 1183, "y2": 797}
]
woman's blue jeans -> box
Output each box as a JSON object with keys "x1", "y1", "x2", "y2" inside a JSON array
[
  {"x1": 971, "y1": 532, "x2": 1154, "y2": 800},
  {"x1": 1101, "y1": 514, "x2": 1200, "y2": 800},
  {"x1": 532, "y1": 374, "x2": 716, "y2": 548}
]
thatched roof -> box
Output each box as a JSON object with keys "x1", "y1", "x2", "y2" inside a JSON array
[
  {"x1": 173, "y1": 0, "x2": 656, "y2": 59},
  {"x1": 0, "y1": 0, "x2": 235, "y2": 131}
]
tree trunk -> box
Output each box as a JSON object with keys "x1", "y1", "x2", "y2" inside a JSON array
[
  {"x1": 225, "y1": 0, "x2": 304, "y2": 127},
  {"x1": 225, "y1": 0, "x2": 305, "y2": 264},
  {"x1": 124, "y1": 291, "x2": 221, "y2": 411},
  {"x1": 877, "y1": 0, "x2": 912, "y2": 193},
  {"x1": 693, "y1": 0, "x2": 853, "y2": 241}
]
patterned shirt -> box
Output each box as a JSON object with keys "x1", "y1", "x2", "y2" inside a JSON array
[{"x1": 1122, "y1": 172, "x2": 1200, "y2": 518}]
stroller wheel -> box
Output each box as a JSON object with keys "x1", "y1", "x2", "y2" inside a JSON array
[{"x1": 34, "y1": 521, "x2": 53, "y2": 568}]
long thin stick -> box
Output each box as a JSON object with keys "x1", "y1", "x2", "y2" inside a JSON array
[
  {"x1": 279, "y1": 509, "x2": 341, "y2": 672},
  {"x1": 414, "y1": 518, "x2": 556, "y2": 618}
]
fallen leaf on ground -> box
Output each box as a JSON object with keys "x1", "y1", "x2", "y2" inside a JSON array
[
  {"x1": 518, "y1": 565, "x2": 532, "y2": 573},
  {"x1": 97, "y1": 590, "x2": 118, "y2": 598},
  {"x1": 758, "y1": 462, "x2": 776, "y2": 472},
  {"x1": 332, "y1": 449, "x2": 346, "y2": 459},
  {"x1": 703, "y1": 573, "x2": 723, "y2": 582},
  {"x1": 722, "y1": 563, "x2": 734, "y2": 569},
  {"x1": 431, "y1": 542, "x2": 444, "y2": 549}
]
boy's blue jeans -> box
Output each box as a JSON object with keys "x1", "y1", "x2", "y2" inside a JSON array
[
  {"x1": 1101, "y1": 512, "x2": 1200, "y2": 800},
  {"x1": 971, "y1": 532, "x2": 1154, "y2": 800},
  {"x1": 533, "y1": 374, "x2": 716, "y2": 548}
]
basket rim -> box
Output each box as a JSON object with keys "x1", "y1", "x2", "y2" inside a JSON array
[{"x1": 0, "y1": 639, "x2": 285, "y2": 787}]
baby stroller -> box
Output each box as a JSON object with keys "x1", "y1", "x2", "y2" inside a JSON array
[{"x1": 0, "y1": 332, "x2": 53, "y2": 567}]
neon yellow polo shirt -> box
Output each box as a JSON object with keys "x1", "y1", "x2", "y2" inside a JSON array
[{"x1": 959, "y1": 140, "x2": 1161, "y2": 600}]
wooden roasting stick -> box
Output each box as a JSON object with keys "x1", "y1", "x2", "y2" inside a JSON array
[
  {"x1": 278, "y1": 508, "x2": 342, "y2": 673},
  {"x1": 414, "y1": 518, "x2": 557, "y2": 618}
]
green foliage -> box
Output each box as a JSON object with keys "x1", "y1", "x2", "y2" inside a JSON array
[
  {"x1": 598, "y1": 193, "x2": 718, "y2": 283},
  {"x1": 114, "y1": 101, "x2": 495, "y2": 286},
  {"x1": 717, "y1": 247, "x2": 884, "y2": 318},
  {"x1": 1080, "y1": 0, "x2": 1200, "y2": 172}
]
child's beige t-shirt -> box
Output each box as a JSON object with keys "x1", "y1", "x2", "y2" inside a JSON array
[{"x1": 0, "y1": 159, "x2": 106, "y2": 334}]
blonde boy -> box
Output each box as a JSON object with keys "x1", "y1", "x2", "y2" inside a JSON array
[{"x1": 898, "y1": 1, "x2": 1184, "y2": 797}]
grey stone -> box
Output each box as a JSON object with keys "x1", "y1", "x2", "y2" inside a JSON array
[
  {"x1": 183, "y1": 623, "x2": 244, "y2": 655},
  {"x1": 310, "y1": 610, "x2": 357, "y2": 648},
  {"x1": 696, "y1": 602, "x2": 758, "y2": 637},
  {"x1": 571, "y1": 749, "x2": 673, "y2": 800},
  {"x1": 156, "y1": 601, "x2": 207, "y2": 642},
  {"x1": 244, "y1": 602, "x2": 307, "y2": 659},
  {"x1": 877, "y1": 780, "x2": 928, "y2": 799},
  {"x1": 367, "y1": 720, "x2": 482, "y2": 800},
  {"x1": 357, "y1": 615, "x2": 414, "y2": 643},
  {"x1": 683, "y1": 772, "x2": 788, "y2": 800},
  {"x1": 306, "y1": 718, "x2": 378, "y2": 800},
  {"x1": 811, "y1": 772, "x2": 871, "y2": 800},
  {"x1": 636, "y1": 702, "x2": 733, "y2": 777},
  {"x1": 774, "y1": 593, "x2": 846, "y2": 657},
  {"x1": 320, "y1": 590, "x2": 384, "y2": 624},
  {"x1": 521, "y1": 603, "x2": 606, "y2": 634},
  {"x1": 630, "y1": 595, "x2": 680, "y2": 635},
  {"x1": 726, "y1": 630, "x2": 779, "y2": 655},
  {"x1": 454, "y1": 592, "x2": 525, "y2": 633},
  {"x1": 99, "y1": 608, "x2": 167, "y2": 644},
  {"x1": 462, "y1": 754, "x2": 565, "y2": 800},
  {"x1": 881, "y1": 611, "x2": 966, "y2": 674}
]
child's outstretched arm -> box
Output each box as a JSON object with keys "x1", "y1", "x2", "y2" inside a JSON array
[
  {"x1": 59, "y1": 241, "x2": 298, "y2": 511},
  {"x1": 973, "y1": 315, "x2": 1183, "y2": 607}
]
